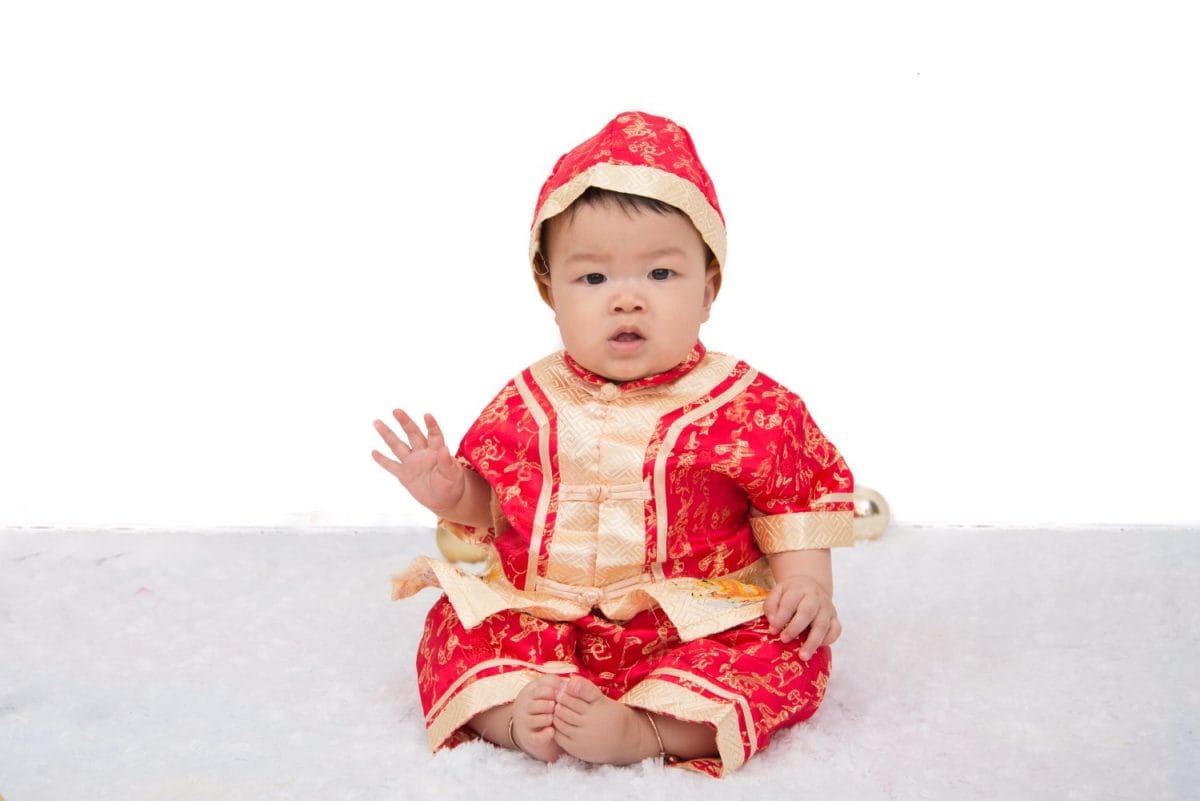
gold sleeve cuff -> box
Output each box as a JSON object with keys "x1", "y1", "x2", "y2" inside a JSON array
[{"x1": 751, "y1": 510, "x2": 854, "y2": 552}]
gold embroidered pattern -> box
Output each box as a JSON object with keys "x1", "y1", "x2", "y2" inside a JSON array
[
  {"x1": 392, "y1": 553, "x2": 772, "y2": 642},
  {"x1": 813, "y1": 492, "x2": 857, "y2": 508},
  {"x1": 514, "y1": 370, "x2": 554, "y2": 591},
  {"x1": 622, "y1": 672, "x2": 750, "y2": 776},
  {"x1": 529, "y1": 162, "x2": 727, "y2": 272},
  {"x1": 690, "y1": 578, "x2": 769, "y2": 603},
  {"x1": 750, "y1": 510, "x2": 855, "y2": 552},
  {"x1": 652, "y1": 363, "x2": 758, "y2": 579},
  {"x1": 528, "y1": 351, "x2": 739, "y2": 590},
  {"x1": 425, "y1": 662, "x2": 578, "y2": 750},
  {"x1": 425, "y1": 658, "x2": 574, "y2": 724}
]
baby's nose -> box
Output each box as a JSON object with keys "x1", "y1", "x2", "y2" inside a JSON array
[{"x1": 610, "y1": 283, "x2": 646, "y2": 312}]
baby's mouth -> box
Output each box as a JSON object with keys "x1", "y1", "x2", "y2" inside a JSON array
[{"x1": 611, "y1": 332, "x2": 644, "y2": 343}]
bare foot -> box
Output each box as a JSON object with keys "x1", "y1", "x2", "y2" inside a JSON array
[
  {"x1": 551, "y1": 675, "x2": 660, "y2": 764},
  {"x1": 510, "y1": 674, "x2": 567, "y2": 763}
]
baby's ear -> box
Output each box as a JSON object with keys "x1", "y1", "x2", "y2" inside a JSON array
[
  {"x1": 535, "y1": 253, "x2": 556, "y2": 308},
  {"x1": 702, "y1": 261, "x2": 720, "y2": 312},
  {"x1": 538, "y1": 275, "x2": 555, "y2": 309}
]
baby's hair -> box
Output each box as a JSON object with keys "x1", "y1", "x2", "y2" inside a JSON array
[
  {"x1": 537, "y1": 186, "x2": 715, "y2": 275},
  {"x1": 560, "y1": 186, "x2": 682, "y2": 220}
]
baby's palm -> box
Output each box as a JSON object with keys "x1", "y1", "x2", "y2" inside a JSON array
[
  {"x1": 372, "y1": 410, "x2": 464, "y2": 514},
  {"x1": 391, "y1": 443, "x2": 463, "y2": 511}
]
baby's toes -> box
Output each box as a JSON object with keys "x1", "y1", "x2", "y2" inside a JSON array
[
  {"x1": 525, "y1": 697, "x2": 557, "y2": 719},
  {"x1": 526, "y1": 674, "x2": 567, "y2": 702},
  {"x1": 556, "y1": 675, "x2": 604, "y2": 713},
  {"x1": 519, "y1": 724, "x2": 565, "y2": 763},
  {"x1": 552, "y1": 699, "x2": 585, "y2": 729}
]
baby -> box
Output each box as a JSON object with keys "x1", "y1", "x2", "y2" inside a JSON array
[{"x1": 373, "y1": 111, "x2": 855, "y2": 777}]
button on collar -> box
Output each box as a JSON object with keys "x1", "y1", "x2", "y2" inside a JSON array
[{"x1": 597, "y1": 383, "x2": 620, "y2": 401}]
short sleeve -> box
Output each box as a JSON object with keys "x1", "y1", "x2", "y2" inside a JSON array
[
  {"x1": 437, "y1": 380, "x2": 530, "y2": 546},
  {"x1": 737, "y1": 381, "x2": 855, "y2": 552}
]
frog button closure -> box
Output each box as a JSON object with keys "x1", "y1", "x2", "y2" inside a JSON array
[
  {"x1": 578, "y1": 588, "x2": 603, "y2": 606},
  {"x1": 597, "y1": 382, "x2": 620, "y2": 402}
]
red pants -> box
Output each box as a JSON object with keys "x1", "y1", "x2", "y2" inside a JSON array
[{"x1": 416, "y1": 595, "x2": 832, "y2": 777}]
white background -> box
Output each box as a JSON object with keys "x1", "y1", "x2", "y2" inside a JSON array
[{"x1": 1, "y1": 1, "x2": 1196, "y2": 528}]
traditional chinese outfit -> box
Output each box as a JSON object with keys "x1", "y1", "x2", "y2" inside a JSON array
[{"x1": 391, "y1": 112, "x2": 856, "y2": 777}]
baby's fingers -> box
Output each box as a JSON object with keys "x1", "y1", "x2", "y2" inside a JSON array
[
  {"x1": 799, "y1": 611, "x2": 838, "y2": 660},
  {"x1": 424, "y1": 414, "x2": 447, "y2": 452},
  {"x1": 780, "y1": 596, "x2": 819, "y2": 644},
  {"x1": 371, "y1": 448, "x2": 403, "y2": 477},
  {"x1": 373, "y1": 419, "x2": 411, "y2": 459},
  {"x1": 767, "y1": 584, "x2": 808, "y2": 635},
  {"x1": 763, "y1": 584, "x2": 791, "y2": 633},
  {"x1": 392, "y1": 409, "x2": 428, "y2": 450},
  {"x1": 826, "y1": 617, "x2": 843, "y2": 647}
]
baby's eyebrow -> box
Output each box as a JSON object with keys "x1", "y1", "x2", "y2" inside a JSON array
[
  {"x1": 562, "y1": 252, "x2": 609, "y2": 265},
  {"x1": 562, "y1": 246, "x2": 684, "y2": 265},
  {"x1": 641, "y1": 247, "x2": 685, "y2": 260}
]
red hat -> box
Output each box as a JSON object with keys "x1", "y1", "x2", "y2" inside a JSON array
[{"x1": 529, "y1": 111, "x2": 726, "y2": 305}]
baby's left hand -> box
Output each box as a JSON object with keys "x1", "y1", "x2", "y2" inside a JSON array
[{"x1": 764, "y1": 574, "x2": 841, "y2": 660}]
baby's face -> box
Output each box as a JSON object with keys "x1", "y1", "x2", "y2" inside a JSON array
[{"x1": 540, "y1": 201, "x2": 717, "y2": 382}]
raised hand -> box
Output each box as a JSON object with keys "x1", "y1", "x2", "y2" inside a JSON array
[{"x1": 372, "y1": 410, "x2": 466, "y2": 516}]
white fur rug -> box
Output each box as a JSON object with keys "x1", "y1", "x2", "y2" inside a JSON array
[{"x1": 1, "y1": 525, "x2": 1196, "y2": 801}]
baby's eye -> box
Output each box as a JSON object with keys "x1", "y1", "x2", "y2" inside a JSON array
[
  {"x1": 583, "y1": 273, "x2": 606, "y2": 285},
  {"x1": 649, "y1": 268, "x2": 674, "y2": 280}
]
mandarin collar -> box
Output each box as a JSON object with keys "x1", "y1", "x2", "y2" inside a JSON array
[{"x1": 562, "y1": 342, "x2": 707, "y2": 393}]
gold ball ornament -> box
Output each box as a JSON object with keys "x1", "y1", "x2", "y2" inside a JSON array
[
  {"x1": 852, "y1": 486, "x2": 891, "y2": 540},
  {"x1": 435, "y1": 523, "x2": 489, "y2": 563}
]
